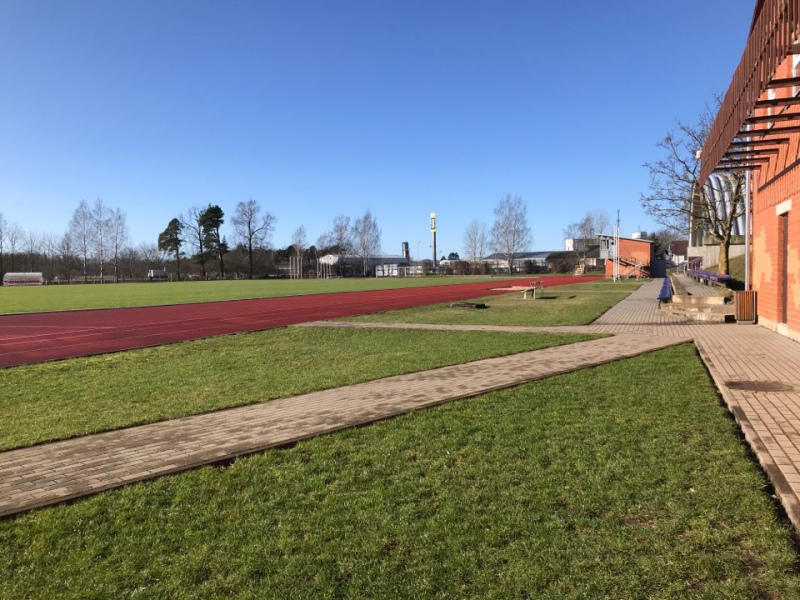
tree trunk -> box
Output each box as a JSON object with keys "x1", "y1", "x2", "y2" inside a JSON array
[
  {"x1": 248, "y1": 241, "x2": 253, "y2": 280},
  {"x1": 176, "y1": 251, "x2": 181, "y2": 281},
  {"x1": 718, "y1": 241, "x2": 730, "y2": 276}
]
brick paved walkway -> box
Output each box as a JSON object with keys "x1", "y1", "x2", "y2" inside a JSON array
[
  {"x1": 304, "y1": 281, "x2": 800, "y2": 530},
  {"x1": 3, "y1": 279, "x2": 800, "y2": 528},
  {"x1": 0, "y1": 330, "x2": 686, "y2": 517}
]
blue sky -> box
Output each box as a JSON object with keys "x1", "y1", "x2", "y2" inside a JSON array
[{"x1": 0, "y1": 0, "x2": 754, "y2": 259}]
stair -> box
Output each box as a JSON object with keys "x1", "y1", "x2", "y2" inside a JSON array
[
  {"x1": 660, "y1": 303, "x2": 736, "y2": 323},
  {"x1": 658, "y1": 275, "x2": 735, "y2": 322},
  {"x1": 618, "y1": 255, "x2": 649, "y2": 279}
]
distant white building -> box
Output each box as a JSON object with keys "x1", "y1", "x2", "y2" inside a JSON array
[
  {"x1": 319, "y1": 253, "x2": 410, "y2": 276},
  {"x1": 483, "y1": 251, "x2": 557, "y2": 273}
]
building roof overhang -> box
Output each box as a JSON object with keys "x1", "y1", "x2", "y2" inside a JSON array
[{"x1": 700, "y1": 0, "x2": 800, "y2": 184}]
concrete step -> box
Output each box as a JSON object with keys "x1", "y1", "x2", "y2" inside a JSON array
[
  {"x1": 659, "y1": 306, "x2": 733, "y2": 323},
  {"x1": 671, "y1": 294, "x2": 727, "y2": 306},
  {"x1": 663, "y1": 304, "x2": 735, "y2": 315}
]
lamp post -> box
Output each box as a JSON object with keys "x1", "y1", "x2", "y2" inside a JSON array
[{"x1": 430, "y1": 213, "x2": 437, "y2": 267}]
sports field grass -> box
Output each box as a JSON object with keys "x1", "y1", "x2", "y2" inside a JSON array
[
  {"x1": 2, "y1": 344, "x2": 799, "y2": 599},
  {"x1": 0, "y1": 327, "x2": 598, "y2": 451},
  {"x1": 341, "y1": 280, "x2": 643, "y2": 327},
  {"x1": 0, "y1": 276, "x2": 523, "y2": 314}
]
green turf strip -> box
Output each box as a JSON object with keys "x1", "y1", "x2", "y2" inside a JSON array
[
  {"x1": 341, "y1": 280, "x2": 644, "y2": 327},
  {"x1": 1, "y1": 345, "x2": 798, "y2": 599},
  {"x1": 0, "y1": 276, "x2": 531, "y2": 314},
  {"x1": 0, "y1": 327, "x2": 598, "y2": 450}
]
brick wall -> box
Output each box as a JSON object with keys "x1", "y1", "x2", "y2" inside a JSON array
[
  {"x1": 604, "y1": 238, "x2": 652, "y2": 278},
  {"x1": 751, "y1": 55, "x2": 800, "y2": 334}
]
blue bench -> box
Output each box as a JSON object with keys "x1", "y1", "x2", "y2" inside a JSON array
[
  {"x1": 657, "y1": 278, "x2": 672, "y2": 304},
  {"x1": 687, "y1": 269, "x2": 732, "y2": 284}
]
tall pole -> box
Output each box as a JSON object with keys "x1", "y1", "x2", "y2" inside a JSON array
[
  {"x1": 430, "y1": 213, "x2": 437, "y2": 267},
  {"x1": 614, "y1": 209, "x2": 621, "y2": 282}
]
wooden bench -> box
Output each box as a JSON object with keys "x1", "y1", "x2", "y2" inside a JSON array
[{"x1": 523, "y1": 279, "x2": 544, "y2": 300}]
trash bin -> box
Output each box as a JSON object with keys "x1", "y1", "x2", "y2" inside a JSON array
[{"x1": 735, "y1": 290, "x2": 757, "y2": 323}]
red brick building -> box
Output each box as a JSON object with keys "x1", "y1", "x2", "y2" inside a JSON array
[
  {"x1": 603, "y1": 236, "x2": 653, "y2": 279},
  {"x1": 701, "y1": 0, "x2": 800, "y2": 341}
]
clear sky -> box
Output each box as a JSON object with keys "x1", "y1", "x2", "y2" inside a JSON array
[{"x1": 0, "y1": 0, "x2": 754, "y2": 259}]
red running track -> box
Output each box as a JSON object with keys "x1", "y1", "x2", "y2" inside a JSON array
[{"x1": 0, "y1": 277, "x2": 602, "y2": 368}]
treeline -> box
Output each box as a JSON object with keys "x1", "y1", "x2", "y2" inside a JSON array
[
  {"x1": 0, "y1": 200, "x2": 384, "y2": 283},
  {"x1": 0, "y1": 200, "x2": 143, "y2": 283},
  {"x1": 158, "y1": 202, "x2": 382, "y2": 280}
]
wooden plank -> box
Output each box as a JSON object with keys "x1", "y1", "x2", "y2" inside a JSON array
[
  {"x1": 737, "y1": 124, "x2": 800, "y2": 136},
  {"x1": 755, "y1": 95, "x2": 800, "y2": 107},
  {"x1": 746, "y1": 112, "x2": 800, "y2": 124},
  {"x1": 718, "y1": 156, "x2": 772, "y2": 163},
  {"x1": 724, "y1": 148, "x2": 780, "y2": 156},
  {"x1": 768, "y1": 77, "x2": 800, "y2": 89},
  {"x1": 729, "y1": 137, "x2": 790, "y2": 146},
  {"x1": 713, "y1": 165, "x2": 762, "y2": 171}
]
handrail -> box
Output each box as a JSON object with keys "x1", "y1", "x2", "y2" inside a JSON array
[{"x1": 699, "y1": 0, "x2": 800, "y2": 183}]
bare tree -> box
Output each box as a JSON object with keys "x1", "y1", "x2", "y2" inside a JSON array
[
  {"x1": 291, "y1": 226, "x2": 307, "y2": 278},
  {"x1": 41, "y1": 233, "x2": 58, "y2": 282},
  {"x1": 182, "y1": 206, "x2": 209, "y2": 279},
  {"x1": 25, "y1": 229, "x2": 39, "y2": 272},
  {"x1": 232, "y1": 199, "x2": 276, "y2": 279},
  {"x1": 563, "y1": 209, "x2": 610, "y2": 265},
  {"x1": 109, "y1": 208, "x2": 128, "y2": 282},
  {"x1": 7, "y1": 223, "x2": 23, "y2": 273},
  {"x1": 564, "y1": 210, "x2": 609, "y2": 243},
  {"x1": 463, "y1": 220, "x2": 489, "y2": 270},
  {"x1": 328, "y1": 215, "x2": 354, "y2": 275},
  {"x1": 57, "y1": 233, "x2": 75, "y2": 282},
  {"x1": 91, "y1": 199, "x2": 111, "y2": 282},
  {"x1": 122, "y1": 246, "x2": 140, "y2": 280},
  {"x1": 490, "y1": 195, "x2": 531, "y2": 273},
  {"x1": 138, "y1": 242, "x2": 164, "y2": 269},
  {"x1": 69, "y1": 200, "x2": 92, "y2": 282},
  {"x1": 291, "y1": 226, "x2": 307, "y2": 257},
  {"x1": 0, "y1": 212, "x2": 6, "y2": 278},
  {"x1": 352, "y1": 210, "x2": 381, "y2": 276},
  {"x1": 314, "y1": 232, "x2": 334, "y2": 276},
  {"x1": 641, "y1": 106, "x2": 744, "y2": 274}
]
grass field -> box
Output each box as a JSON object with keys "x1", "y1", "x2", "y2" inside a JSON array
[
  {"x1": 341, "y1": 280, "x2": 643, "y2": 327},
  {"x1": 0, "y1": 327, "x2": 598, "y2": 451},
  {"x1": 0, "y1": 276, "x2": 534, "y2": 314},
  {"x1": 2, "y1": 344, "x2": 799, "y2": 599}
]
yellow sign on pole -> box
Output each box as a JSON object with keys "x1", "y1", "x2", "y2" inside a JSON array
[{"x1": 430, "y1": 212, "x2": 436, "y2": 233}]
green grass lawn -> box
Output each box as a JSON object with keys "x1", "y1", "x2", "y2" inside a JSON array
[
  {"x1": 2, "y1": 344, "x2": 799, "y2": 599},
  {"x1": 0, "y1": 276, "x2": 527, "y2": 314},
  {"x1": 341, "y1": 280, "x2": 644, "y2": 327},
  {"x1": 0, "y1": 327, "x2": 598, "y2": 451}
]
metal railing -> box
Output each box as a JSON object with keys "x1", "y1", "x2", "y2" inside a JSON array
[{"x1": 700, "y1": 0, "x2": 800, "y2": 183}]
